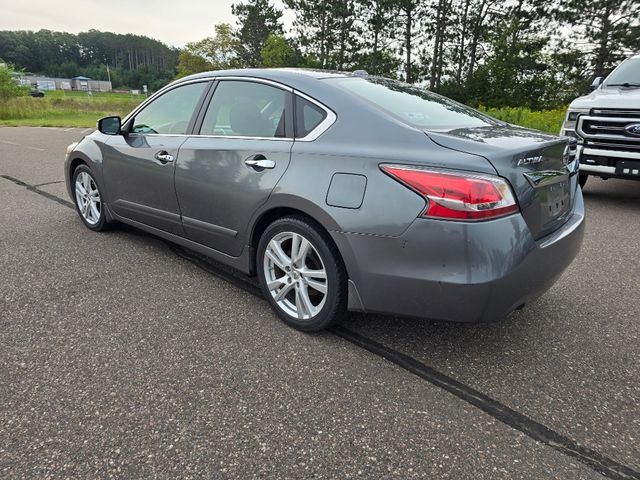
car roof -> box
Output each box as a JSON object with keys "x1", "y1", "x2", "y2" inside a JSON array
[{"x1": 172, "y1": 68, "x2": 351, "y2": 91}]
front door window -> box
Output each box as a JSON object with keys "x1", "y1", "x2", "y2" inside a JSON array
[{"x1": 131, "y1": 82, "x2": 208, "y2": 135}]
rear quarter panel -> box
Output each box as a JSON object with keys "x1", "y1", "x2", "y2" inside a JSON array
[{"x1": 263, "y1": 101, "x2": 499, "y2": 238}]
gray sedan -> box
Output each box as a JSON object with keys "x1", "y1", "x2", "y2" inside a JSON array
[{"x1": 64, "y1": 69, "x2": 585, "y2": 331}]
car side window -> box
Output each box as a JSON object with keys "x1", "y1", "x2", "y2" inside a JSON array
[
  {"x1": 131, "y1": 82, "x2": 208, "y2": 135},
  {"x1": 200, "y1": 81, "x2": 287, "y2": 138},
  {"x1": 295, "y1": 96, "x2": 327, "y2": 138}
]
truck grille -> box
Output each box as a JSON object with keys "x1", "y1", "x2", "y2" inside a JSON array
[
  {"x1": 589, "y1": 108, "x2": 640, "y2": 118},
  {"x1": 583, "y1": 138, "x2": 640, "y2": 153},
  {"x1": 576, "y1": 112, "x2": 640, "y2": 153}
]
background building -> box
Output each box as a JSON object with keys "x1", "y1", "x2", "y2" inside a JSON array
[{"x1": 16, "y1": 74, "x2": 112, "y2": 92}]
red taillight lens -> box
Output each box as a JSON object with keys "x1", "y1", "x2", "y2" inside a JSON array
[{"x1": 382, "y1": 165, "x2": 519, "y2": 220}]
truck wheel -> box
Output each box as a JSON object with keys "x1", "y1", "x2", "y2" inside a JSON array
[{"x1": 579, "y1": 173, "x2": 588, "y2": 189}]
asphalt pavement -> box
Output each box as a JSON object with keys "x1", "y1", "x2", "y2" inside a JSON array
[{"x1": 1, "y1": 127, "x2": 639, "y2": 479}]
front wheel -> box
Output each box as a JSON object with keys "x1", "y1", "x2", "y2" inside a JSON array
[
  {"x1": 72, "y1": 165, "x2": 110, "y2": 231},
  {"x1": 579, "y1": 173, "x2": 588, "y2": 189},
  {"x1": 257, "y1": 216, "x2": 348, "y2": 331}
]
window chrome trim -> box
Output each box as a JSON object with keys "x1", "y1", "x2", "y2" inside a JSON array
[
  {"x1": 293, "y1": 90, "x2": 337, "y2": 142},
  {"x1": 122, "y1": 78, "x2": 213, "y2": 126},
  {"x1": 124, "y1": 75, "x2": 336, "y2": 142},
  {"x1": 214, "y1": 76, "x2": 294, "y2": 92},
  {"x1": 128, "y1": 133, "x2": 191, "y2": 138},
  {"x1": 127, "y1": 132, "x2": 292, "y2": 142},
  {"x1": 187, "y1": 134, "x2": 292, "y2": 142}
]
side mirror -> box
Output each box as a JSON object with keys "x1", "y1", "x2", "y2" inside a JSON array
[
  {"x1": 590, "y1": 77, "x2": 603, "y2": 91},
  {"x1": 97, "y1": 116, "x2": 122, "y2": 135}
]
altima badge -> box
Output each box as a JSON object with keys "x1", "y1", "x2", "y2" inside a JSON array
[{"x1": 517, "y1": 155, "x2": 544, "y2": 166}]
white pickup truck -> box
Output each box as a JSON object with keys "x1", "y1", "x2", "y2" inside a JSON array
[{"x1": 562, "y1": 54, "x2": 640, "y2": 188}]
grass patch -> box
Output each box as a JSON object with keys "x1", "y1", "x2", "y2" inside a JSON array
[
  {"x1": 478, "y1": 106, "x2": 566, "y2": 134},
  {"x1": 0, "y1": 113, "x2": 122, "y2": 127},
  {"x1": 0, "y1": 91, "x2": 143, "y2": 127},
  {"x1": 0, "y1": 90, "x2": 568, "y2": 134}
]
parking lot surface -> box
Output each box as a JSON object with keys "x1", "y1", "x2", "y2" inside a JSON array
[{"x1": 1, "y1": 127, "x2": 639, "y2": 479}]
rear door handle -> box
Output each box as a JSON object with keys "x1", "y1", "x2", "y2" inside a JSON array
[
  {"x1": 245, "y1": 156, "x2": 275, "y2": 169},
  {"x1": 154, "y1": 151, "x2": 174, "y2": 163}
]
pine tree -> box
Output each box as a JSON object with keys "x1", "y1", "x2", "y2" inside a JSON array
[
  {"x1": 232, "y1": 0, "x2": 284, "y2": 67},
  {"x1": 355, "y1": 0, "x2": 399, "y2": 76},
  {"x1": 555, "y1": 0, "x2": 640, "y2": 76},
  {"x1": 396, "y1": 0, "x2": 424, "y2": 83}
]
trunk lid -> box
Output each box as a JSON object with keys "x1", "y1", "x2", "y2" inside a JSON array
[{"x1": 426, "y1": 125, "x2": 579, "y2": 239}]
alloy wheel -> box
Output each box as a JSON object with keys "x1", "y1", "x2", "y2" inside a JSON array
[
  {"x1": 74, "y1": 171, "x2": 101, "y2": 225},
  {"x1": 263, "y1": 231, "x2": 328, "y2": 320}
]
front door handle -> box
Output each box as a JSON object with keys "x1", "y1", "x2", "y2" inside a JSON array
[
  {"x1": 245, "y1": 156, "x2": 275, "y2": 170},
  {"x1": 154, "y1": 151, "x2": 174, "y2": 163}
]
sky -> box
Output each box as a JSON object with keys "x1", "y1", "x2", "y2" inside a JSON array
[{"x1": 0, "y1": 0, "x2": 294, "y2": 48}]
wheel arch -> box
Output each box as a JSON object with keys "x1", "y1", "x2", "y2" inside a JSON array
[
  {"x1": 66, "y1": 150, "x2": 115, "y2": 223},
  {"x1": 68, "y1": 156, "x2": 88, "y2": 180},
  {"x1": 247, "y1": 196, "x2": 344, "y2": 276},
  {"x1": 65, "y1": 155, "x2": 90, "y2": 201}
]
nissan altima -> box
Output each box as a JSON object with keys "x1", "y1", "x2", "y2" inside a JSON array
[{"x1": 64, "y1": 69, "x2": 585, "y2": 331}]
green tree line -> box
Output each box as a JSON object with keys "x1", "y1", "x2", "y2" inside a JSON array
[
  {"x1": 1, "y1": 0, "x2": 637, "y2": 107},
  {"x1": 0, "y1": 29, "x2": 179, "y2": 90},
  {"x1": 180, "y1": 0, "x2": 638, "y2": 108}
]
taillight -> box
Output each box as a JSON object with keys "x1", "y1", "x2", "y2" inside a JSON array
[{"x1": 382, "y1": 165, "x2": 519, "y2": 220}]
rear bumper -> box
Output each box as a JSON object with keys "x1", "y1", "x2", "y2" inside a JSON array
[{"x1": 332, "y1": 188, "x2": 585, "y2": 322}]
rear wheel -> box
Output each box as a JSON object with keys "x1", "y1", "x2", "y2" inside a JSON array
[
  {"x1": 579, "y1": 173, "x2": 588, "y2": 189},
  {"x1": 257, "y1": 216, "x2": 348, "y2": 331}
]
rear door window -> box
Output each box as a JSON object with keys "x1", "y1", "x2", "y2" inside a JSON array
[{"x1": 199, "y1": 80, "x2": 289, "y2": 138}]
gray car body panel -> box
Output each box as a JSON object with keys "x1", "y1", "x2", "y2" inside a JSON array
[
  {"x1": 102, "y1": 133, "x2": 188, "y2": 235},
  {"x1": 65, "y1": 68, "x2": 585, "y2": 323},
  {"x1": 331, "y1": 188, "x2": 584, "y2": 321},
  {"x1": 175, "y1": 136, "x2": 294, "y2": 256}
]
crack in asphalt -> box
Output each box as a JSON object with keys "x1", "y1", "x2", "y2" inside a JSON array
[
  {"x1": 1, "y1": 175, "x2": 74, "y2": 210},
  {"x1": 2, "y1": 173, "x2": 639, "y2": 480},
  {"x1": 329, "y1": 327, "x2": 640, "y2": 480},
  {"x1": 164, "y1": 243, "x2": 640, "y2": 480},
  {"x1": 33, "y1": 179, "x2": 66, "y2": 187}
]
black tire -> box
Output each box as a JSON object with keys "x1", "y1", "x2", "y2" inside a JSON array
[
  {"x1": 72, "y1": 165, "x2": 111, "y2": 231},
  {"x1": 256, "y1": 216, "x2": 348, "y2": 332},
  {"x1": 579, "y1": 173, "x2": 588, "y2": 189}
]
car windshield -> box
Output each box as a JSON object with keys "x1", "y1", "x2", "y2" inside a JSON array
[
  {"x1": 604, "y1": 58, "x2": 640, "y2": 87},
  {"x1": 327, "y1": 76, "x2": 500, "y2": 129}
]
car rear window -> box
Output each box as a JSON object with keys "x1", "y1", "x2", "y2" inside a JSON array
[{"x1": 329, "y1": 77, "x2": 498, "y2": 129}]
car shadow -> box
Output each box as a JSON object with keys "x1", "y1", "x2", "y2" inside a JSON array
[
  {"x1": 582, "y1": 177, "x2": 640, "y2": 205},
  {"x1": 339, "y1": 306, "x2": 545, "y2": 361}
]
